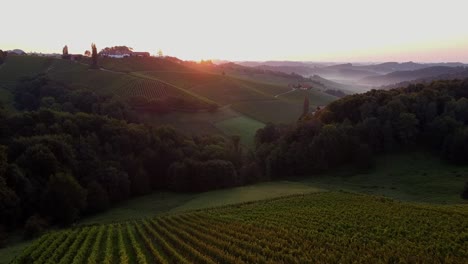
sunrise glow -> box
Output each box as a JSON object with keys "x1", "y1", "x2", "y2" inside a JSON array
[{"x1": 3, "y1": 0, "x2": 468, "y2": 62}]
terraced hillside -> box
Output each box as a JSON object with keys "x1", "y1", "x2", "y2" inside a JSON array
[
  {"x1": 135, "y1": 70, "x2": 339, "y2": 123},
  {"x1": 0, "y1": 55, "x2": 342, "y2": 132},
  {"x1": 0, "y1": 56, "x2": 214, "y2": 108},
  {"x1": 135, "y1": 71, "x2": 287, "y2": 104},
  {"x1": 13, "y1": 192, "x2": 468, "y2": 264}
]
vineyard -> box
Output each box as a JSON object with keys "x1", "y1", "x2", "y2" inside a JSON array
[
  {"x1": 113, "y1": 78, "x2": 182, "y2": 99},
  {"x1": 13, "y1": 192, "x2": 468, "y2": 264}
]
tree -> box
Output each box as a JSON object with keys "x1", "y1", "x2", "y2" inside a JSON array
[
  {"x1": 84, "y1": 50, "x2": 91, "y2": 57},
  {"x1": 91, "y1": 43, "x2": 98, "y2": 67},
  {"x1": 396, "y1": 112, "x2": 419, "y2": 144},
  {"x1": 85, "y1": 181, "x2": 109, "y2": 214},
  {"x1": 23, "y1": 215, "x2": 48, "y2": 239},
  {"x1": 158, "y1": 49, "x2": 163, "y2": 57},
  {"x1": 254, "y1": 123, "x2": 280, "y2": 148},
  {"x1": 16, "y1": 144, "x2": 59, "y2": 181},
  {"x1": 62, "y1": 45, "x2": 69, "y2": 60},
  {"x1": 0, "y1": 177, "x2": 21, "y2": 228},
  {"x1": 41, "y1": 173, "x2": 86, "y2": 225},
  {"x1": 0, "y1": 50, "x2": 6, "y2": 65},
  {"x1": 99, "y1": 46, "x2": 133, "y2": 56},
  {"x1": 461, "y1": 182, "x2": 468, "y2": 200},
  {"x1": 302, "y1": 94, "x2": 310, "y2": 117},
  {"x1": 96, "y1": 166, "x2": 130, "y2": 203}
]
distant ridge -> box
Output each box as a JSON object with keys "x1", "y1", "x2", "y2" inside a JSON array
[{"x1": 361, "y1": 66, "x2": 467, "y2": 86}]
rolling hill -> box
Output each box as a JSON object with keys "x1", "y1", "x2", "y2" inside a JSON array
[
  {"x1": 0, "y1": 55, "x2": 342, "y2": 148},
  {"x1": 382, "y1": 68, "x2": 468, "y2": 89},
  {"x1": 246, "y1": 61, "x2": 468, "y2": 88},
  {"x1": 361, "y1": 66, "x2": 467, "y2": 86}
]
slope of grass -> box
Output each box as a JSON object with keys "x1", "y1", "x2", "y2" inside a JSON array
[
  {"x1": 0, "y1": 56, "x2": 53, "y2": 84},
  {"x1": 232, "y1": 100, "x2": 302, "y2": 124},
  {"x1": 137, "y1": 71, "x2": 271, "y2": 105},
  {"x1": 131, "y1": 72, "x2": 217, "y2": 105},
  {"x1": 302, "y1": 151, "x2": 468, "y2": 204},
  {"x1": 75, "y1": 152, "x2": 468, "y2": 226},
  {"x1": 80, "y1": 181, "x2": 323, "y2": 225},
  {"x1": 140, "y1": 106, "x2": 238, "y2": 137},
  {"x1": 12, "y1": 192, "x2": 468, "y2": 264},
  {"x1": 214, "y1": 116, "x2": 265, "y2": 147}
]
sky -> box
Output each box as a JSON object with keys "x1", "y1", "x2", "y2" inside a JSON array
[{"x1": 2, "y1": 0, "x2": 468, "y2": 62}]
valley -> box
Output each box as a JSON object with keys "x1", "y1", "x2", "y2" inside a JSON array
[{"x1": 1, "y1": 54, "x2": 467, "y2": 264}]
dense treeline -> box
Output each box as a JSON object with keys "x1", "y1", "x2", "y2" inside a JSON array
[
  {"x1": 13, "y1": 75, "x2": 137, "y2": 122},
  {"x1": 0, "y1": 76, "x2": 254, "y2": 242},
  {"x1": 255, "y1": 79, "x2": 468, "y2": 195}
]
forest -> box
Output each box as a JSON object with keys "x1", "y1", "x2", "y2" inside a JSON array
[
  {"x1": 0, "y1": 75, "x2": 251, "y2": 243},
  {"x1": 254, "y1": 79, "x2": 468, "y2": 195}
]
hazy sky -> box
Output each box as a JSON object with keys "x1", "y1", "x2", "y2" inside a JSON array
[{"x1": 3, "y1": 0, "x2": 468, "y2": 62}]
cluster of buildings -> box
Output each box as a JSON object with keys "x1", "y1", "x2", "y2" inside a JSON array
[{"x1": 101, "y1": 51, "x2": 150, "y2": 58}]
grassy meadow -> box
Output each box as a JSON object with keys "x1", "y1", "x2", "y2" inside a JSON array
[
  {"x1": 232, "y1": 100, "x2": 302, "y2": 124},
  {"x1": 214, "y1": 116, "x2": 265, "y2": 147}
]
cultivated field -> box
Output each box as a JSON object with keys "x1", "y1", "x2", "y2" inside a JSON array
[
  {"x1": 136, "y1": 71, "x2": 276, "y2": 105},
  {"x1": 13, "y1": 192, "x2": 468, "y2": 264},
  {"x1": 214, "y1": 116, "x2": 265, "y2": 147}
]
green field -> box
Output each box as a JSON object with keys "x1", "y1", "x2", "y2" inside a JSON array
[
  {"x1": 2, "y1": 152, "x2": 468, "y2": 263},
  {"x1": 12, "y1": 192, "x2": 468, "y2": 264},
  {"x1": 80, "y1": 152, "x2": 468, "y2": 226},
  {"x1": 137, "y1": 71, "x2": 275, "y2": 105},
  {"x1": 140, "y1": 106, "x2": 239, "y2": 137},
  {"x1": 80, "y1": 181, "x2": 323, "y2": 225},
  {"x1": 232, "y1": 100, "x2": 302, "y2": 124},
  {"x1": 48, "y1": 61, "x2": 205, "y2": 104},
  {"x1": 303, "y1": 152, "x2": 468, "y2": 204},
  {"x1": 52, "y1": 152, "x2": 468, "y2": 225},
  {"x1": 215, "y1": 116, "x2": 265, "y2": 147}
]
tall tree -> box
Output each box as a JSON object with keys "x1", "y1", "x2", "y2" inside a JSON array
[
  {"x1": 62, "y1": 45, "x2": 69, "y2": 60},
  {"x1": 91, "y1": 43, "x2": 98, "y2": 67},
  {"x1": 0, "y1": 50, "x2": 6, "y2": 65},
  {"x1": 302, "y1": 94, "x2": 310, "y2": 116}
]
